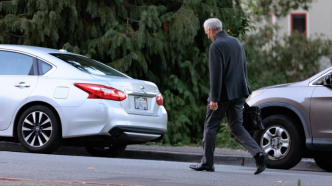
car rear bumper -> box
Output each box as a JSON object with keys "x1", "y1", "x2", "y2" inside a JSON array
[
  {"x1": 62, "y1": 126, "x2": 166, "y2": 146},
  {"x1": 58, "y1": 99, "x2": 167, "y2": 144},
  {"x1": 108, "y1": 125, "x2": 166, "y2": 142}
]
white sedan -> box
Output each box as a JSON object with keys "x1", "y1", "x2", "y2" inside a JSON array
[{"x1": 0, "y1": 45, "x2": 167, "y2": 157}]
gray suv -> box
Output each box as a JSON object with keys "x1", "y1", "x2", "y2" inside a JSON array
[{"x1": 247, "y1": 66, "x2": 332, "y2": 172}]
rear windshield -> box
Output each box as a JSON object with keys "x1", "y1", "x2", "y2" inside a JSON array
[{"x1": 50, "y1": 53, "x2": 127, "y2": 77}]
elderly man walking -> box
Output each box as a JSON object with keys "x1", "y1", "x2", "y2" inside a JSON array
[{"x1": 189, "y1": 18, "x2": 267, "y2": 175}]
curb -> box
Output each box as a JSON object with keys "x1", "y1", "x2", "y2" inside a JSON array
[
  {"x1": 0, "y1": 142, "x2": 323, "y2": 172},
  {"x1": 121, "y1": 150, "x2": 252, "y2": 166}
]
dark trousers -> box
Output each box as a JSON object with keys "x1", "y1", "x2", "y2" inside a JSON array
[{"x1": 201, "y1": 97, "x2": 262, "y2": 166}]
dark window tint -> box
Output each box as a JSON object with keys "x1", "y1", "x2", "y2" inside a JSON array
[
  {"x1": 292, "y1": 14, "x2": 306, "y2": 35},
  {"x1": 50, "y1": 54, "x2": 127, "y2": 77},
  {"x1": 314, "y1": 72, "x2": 332, "y2": 85},
  {"x1": 313, "y1": 76, "x2": 325, "y2": 85},
  {"x1": 38, "y1": 59, "x2": 52, "y2": 75},
  {"x1": 0, "y1": 51, "x2": 34, "y2": 75}
]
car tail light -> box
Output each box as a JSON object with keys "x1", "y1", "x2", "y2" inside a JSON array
[
  {"x1": 156, "y1": 93, "x2": 163, "y2": 106},
  {"x1": 74, "y1": 83, "x2": 126, "y2": 101}
]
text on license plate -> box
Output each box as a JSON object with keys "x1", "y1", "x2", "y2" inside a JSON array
[{"x1": 134, "y1": 97, "x2": 148, "y2": 110}]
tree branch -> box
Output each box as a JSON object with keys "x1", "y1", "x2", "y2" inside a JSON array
[
  {"x1": 6, "y1": 32, "x2": 24, "y2": 38},
  {"x1": 171, "y1": 0, "x2": 186, "y2": 19}
]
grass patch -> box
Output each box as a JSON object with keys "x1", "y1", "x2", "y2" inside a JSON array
[{"x1": 215, "y1": 121, "x2": 244, "y2": 149}]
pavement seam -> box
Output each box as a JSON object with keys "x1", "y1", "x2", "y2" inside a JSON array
[{"x1": 0, "y1": 177, "x2": 145, "y2": 186}]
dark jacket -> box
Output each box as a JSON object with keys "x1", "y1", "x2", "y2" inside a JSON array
[{"x1": 209, "y1": 30, "x2": 251, "y2": 102}]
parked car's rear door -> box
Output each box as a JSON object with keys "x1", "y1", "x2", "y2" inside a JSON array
[{"x1": 0, "y1": 51, "x2": 38, "y2": 130}]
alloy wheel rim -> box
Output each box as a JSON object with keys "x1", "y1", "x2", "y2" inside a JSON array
[
  {"x1": 260, "y1": 126, "x2": 291, "y2": 160},
  {"x1": 22, "y1": 111, "x2": 53, "y2": 147}
]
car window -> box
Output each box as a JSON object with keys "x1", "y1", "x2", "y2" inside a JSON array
[
  {"x1": 38, "y1": 59, "x2": 52, "y2": 75},
  {"x1": 50, "y1": 53, "x2": 127, "y2": 77},
  {"x1": 313, "y1": 71, "x2": 332, "y2": 85},
  {"x1": 0, "y1": 51, "x2": 34, "y2": 75}
]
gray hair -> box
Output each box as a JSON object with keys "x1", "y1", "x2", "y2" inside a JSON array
[{"x1": 203, "y1": 18, "x2": 222, "y2": 31}]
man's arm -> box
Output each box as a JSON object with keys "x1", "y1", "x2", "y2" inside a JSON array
[
  {"x1": 209, "y1": 44, "x2": 223, "y2": 102},
  {"x1": 241, "y1": 45, "x2": 251, "y2": 94}
]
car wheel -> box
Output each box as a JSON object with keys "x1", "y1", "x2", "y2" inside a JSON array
[
  {"x1": 85, "y1": 144, "x2": 127, "y2": 157},
  {"x1": 253, "y1": 115, "x2": 304, "y2": 169},
  {"x1": 17, "y1": 105, "x2": 61, "y2": 153},
  {"x1": 314, "y1": 152, "x2": 332, "y2": 172}
]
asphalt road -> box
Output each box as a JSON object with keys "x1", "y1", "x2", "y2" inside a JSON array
[{"x1": 0, "y1": 151, "x2": 331, "y2": 186}]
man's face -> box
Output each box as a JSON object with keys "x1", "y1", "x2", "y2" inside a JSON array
[{"x1": 204, "y1": 27, "x2": 213, "y2": 41}]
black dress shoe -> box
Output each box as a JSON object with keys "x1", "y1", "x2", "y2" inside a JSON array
[
  {"x1": 254, "y1": 152, "x2": 268, "y2": 175},
  {"x1": 189, "y1": 163, "x2": 215, "y2": 172}
]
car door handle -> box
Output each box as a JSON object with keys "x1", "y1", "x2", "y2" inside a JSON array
[{"x1": 14, "y1": 82, "x2": 30, "y2": 87}]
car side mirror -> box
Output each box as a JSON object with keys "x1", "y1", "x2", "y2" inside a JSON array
[{"x1": 323, "y1": 74, "x2": 332, "y2": 87}]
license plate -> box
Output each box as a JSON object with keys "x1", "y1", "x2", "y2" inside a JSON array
[{"x1": 134, "y1": 97, "x2": 148, "y2": 110}]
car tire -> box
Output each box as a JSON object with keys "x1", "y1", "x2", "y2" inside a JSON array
[
  {"x1": 253, "y1": 115, "x2": 304, "y2": 169},
  {"x1": 85, "y1": 144, "x2": 127, "y2": 157},
  {"x1": 314, "y1": 152, "x2": 332, "y2": 172},
  {"x1": 17, "y1": 105, "x2": 61, "y2": 153}
]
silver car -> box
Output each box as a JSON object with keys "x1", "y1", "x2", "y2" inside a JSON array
[
  {"x1": 247, "y1": 66, "x2": 332, "y2": 172},
  {"x1": 0, "y1": 45, "x2": 167, "y2": 157}
]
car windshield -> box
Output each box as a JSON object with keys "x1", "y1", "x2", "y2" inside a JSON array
[{"x1": 50, "y1": 53, "x2": 127, "y2": 77}]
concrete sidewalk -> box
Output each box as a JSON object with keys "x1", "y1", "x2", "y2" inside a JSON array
[
  {"x1": 0, "y1": 142, "x2": 323, "y2": 172},
  {"x1": 124, "y1": 145, "x2": 323, "y2": 172}
]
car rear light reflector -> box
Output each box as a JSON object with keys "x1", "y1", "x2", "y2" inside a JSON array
[
  {"x1": 156, "y1": 93, "x2": 163, "y2": 106},
  {"x1": 74, "y1": 83, "x2": 126, "y2": 101}
]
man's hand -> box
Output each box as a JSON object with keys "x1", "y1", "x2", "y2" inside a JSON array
[{"x1": 209, "y1": 101, "x2": 218, "y2": 110}]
